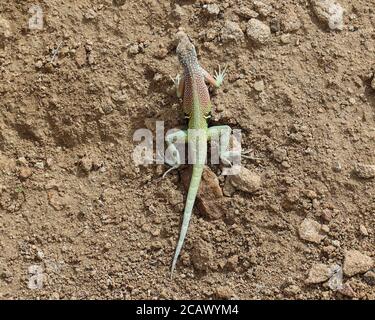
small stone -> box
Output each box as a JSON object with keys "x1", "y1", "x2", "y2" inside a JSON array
[
  {"x1": 354, "y1": 163, "x2": 375, "y2": 179},
  {"x1": 215, "y1": 286, "x2": 234, "y2": 300},
  {"x1": 363, "y1": 270, "x2": 375, "y2": 285},
  {"x1": 343, "y1": 250, "x2": 373, "y2": 277},
  {"x1": 128, "y1": 43, "x2": 140, "y2": 55},
  {"x1": 225, "y1": 167, "x2": 262, "y2": 194},
  {"x1": 321, "y1": 209, "x2": 334, "y2": 222},
  {"x1": 34, "y1": 161, "x2": 44, "y2": 169},
  {"x1": 332, "y1": 161, "x2": 342, "y2": 172},
  {"x1": 305, "y1": 263, "x2": 332, "y2": 284},
  {"x1": 17, "y1": 157, "x2": 28, "y2": 166},
  {"x1": 78, "y1": 157, "x2": 92, "y2": 173},
  {"x1": 281, "y1": 12, "x2": 301, "y2": 32},
  {"x1": 205, "y1": 4, "x2": 220, "y2": 16},
  {"x1": 338, "y1": 283, "x2": 356, "y2": 298},
  {"x1": 311, "y1": 0, "x2": 345, "y2": 31},
  {"x1": 35, "y1": 60, "x2": 43, "y2": 69},
  {"x1": 327, "y1": 265, "x2": 344, "y2": 291},
  {"x1": 221, "y1": 20, "x2": 244, "y2": 43},
  {"x1": 19, "y1": 167, "x2": 32, "y2": 180},
  {"x1": 83, "y1": 9, "x2": 97, "y2": 20},
  {"x1": 36, "y1": 250, "x2": 44, "y2": 260},
  {"x1": 280, "y1": 34, "x2": 291, "y2": 44},
  {"x1": 253, "y1": 1, "x2": 273, "y2": 17},
  {"x1": 246, "y1": 19, "x2": 271, "y2": 44},
  {"x1": 359, "y1": 225, "x2": 368, "y2": 236},
  {"x1": 298, "y1": 218, "x2": 325, "y2": 243},
  {"x1": 254, "y1": 80, "x2": 265, "y2": 92},
  {"x1": 235, "y1": 6, "x2": 259, "y2": 19}
]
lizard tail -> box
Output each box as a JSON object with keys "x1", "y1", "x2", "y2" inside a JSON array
[{"x1": 170, "y1": 164, "x2": 204, "y2": 278}]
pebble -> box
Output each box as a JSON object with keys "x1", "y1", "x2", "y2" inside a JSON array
[
  {"x1": 235, "y1": 6, "x2": 259, "y2": 19},
  {"x1": 253, "y1": 1, "x2": 273, "y2": 17},
  {"x1": 83, "y1": 9, "x2": 97, "y2": 20},
  {"x1": 305, "y1": 263, "x2": 332, "y2": 284},
  {"x1": 246, "y1": 19, "x2": 271, "y2": 44},
  {"x1": 311, "y1": 0, "x2": 344, "y2": 31},
  {"x1": 78, "y1": 157, "x2": 93, "y2": 173},
  {"x1": 19, "y1": 167, "x2": 33, "y2": 180},
  {"x1": 253, "y1": 80, "x2": 265, "y2": 92},
  {"x1": 221, "y1": 20, "x2": 244, "y2": 43},
  {"x1": 354, "y1": 163, "x2": 375, "y2": 179},
  {"x1": 327, "y1": 265, "x2": 343, "y2": 290},
  {"x1": 281, "y1": 12, "x2": 301, "y2": 33},
  {"x1": 338, "y1": 283, "x2": 356, "y2": 298},
  {"x1": 224, "y1": 167, "x2": 262, "y2": 194},
  {"x1": 363, "y1": 270, "x2": 375, "y2": 285},
  {"x1": 359, "y1": 225, "x2": 368, "y2": 236},
  {"x1": 205, "y1": 4, "x2": 220, "y2": 16},
  {"x1": 343, "y1": 250, "x2": 373, "y2": 277},
  {"x1": 298, "y1": 218, "x2": 325, "y2": 243},
  {"x1": 280, "y1": 34, "x2": 291, "y2": 44}
]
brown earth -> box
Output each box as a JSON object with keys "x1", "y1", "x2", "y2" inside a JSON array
[{"x1": 0, "y1": 0, "x2": 374, "y2": 299}]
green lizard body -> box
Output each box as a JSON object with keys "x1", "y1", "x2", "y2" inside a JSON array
[{"x1": 166, "y1": 33, "x2": 230, "y2": 277}]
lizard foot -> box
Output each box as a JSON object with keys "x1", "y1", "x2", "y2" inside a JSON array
[
  {"x1": 214, "y1": 65, "x2": 228, "y2": 87},
  {"x1": 170, "y1": 74, "x2": 181, "y2": 87}
]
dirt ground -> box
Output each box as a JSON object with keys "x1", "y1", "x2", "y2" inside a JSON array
[{"x1": 0, "y1": 0, "x2": 374, "y2": 300}]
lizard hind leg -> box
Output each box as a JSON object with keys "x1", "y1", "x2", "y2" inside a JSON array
[
  {"x1": 202, "y1": 65, "x2": 228, "y2": 88},
  {"x1": 163, "y1": 129, "x2": 188, "y2": 178}
]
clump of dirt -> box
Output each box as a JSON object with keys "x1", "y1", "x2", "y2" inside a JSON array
[{"x1": 0, "y1": 0, "x2": 374, "y2": 299}]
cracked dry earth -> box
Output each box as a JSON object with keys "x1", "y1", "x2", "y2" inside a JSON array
[{"x1": 0, "y1": 0, "x2": 374, "y2": 300}]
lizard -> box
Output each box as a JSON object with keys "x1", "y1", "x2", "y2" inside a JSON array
[{"x1": 165, "y1": 32, "x2": 244, "y2": 278}]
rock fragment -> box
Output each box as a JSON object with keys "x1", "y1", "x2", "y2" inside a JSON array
[
  {"x1": 181, "y1": 166, "x2": 228, "y2": 220},
  {"x1": 311, "y1": 0, "x2": 344, "y2": 31},
  {"x1": 306, "y1": 263, "x2": 332, "y2": 284},
  {"x1": 246, "y1": 19, "x2": 271, "y2": 44},
  {"x1": 298, "y1": 218, "x2": 326, "y2": 243},
  {"x1": 354, "y1": 163, "x2": 375, "y2": 179},
  {"x1": 343, "y1": 250, "x2": 373, "y2": 277},
  {"x1": 221, "y1": 20, "x2": 244, "y2": 43},
  {"x1": 224, "y1": 167, "x2": 261, "y2": 195}
]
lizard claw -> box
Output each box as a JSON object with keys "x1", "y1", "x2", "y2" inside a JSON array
[
  {"x1": 214, "y1": 65, "x2": 228, "y2": 87},
  {"x1": 170, "y1": 74, "x2": 181, "y2": 87}
]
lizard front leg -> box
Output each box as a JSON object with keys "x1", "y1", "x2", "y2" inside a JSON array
[
  {"x1": 163, "y1": 129, "x2": 188, "y2": 178},
  {"x1": 170, "y1": 74, "x2": 185, "y2": 98},
  {"x1": 202, "y1": 65, "x2": 228, "y2": 88}
]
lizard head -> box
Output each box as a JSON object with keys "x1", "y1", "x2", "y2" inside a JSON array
[{"x1": 176, "y1": 32, "x2": 198, "y2": 67}]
